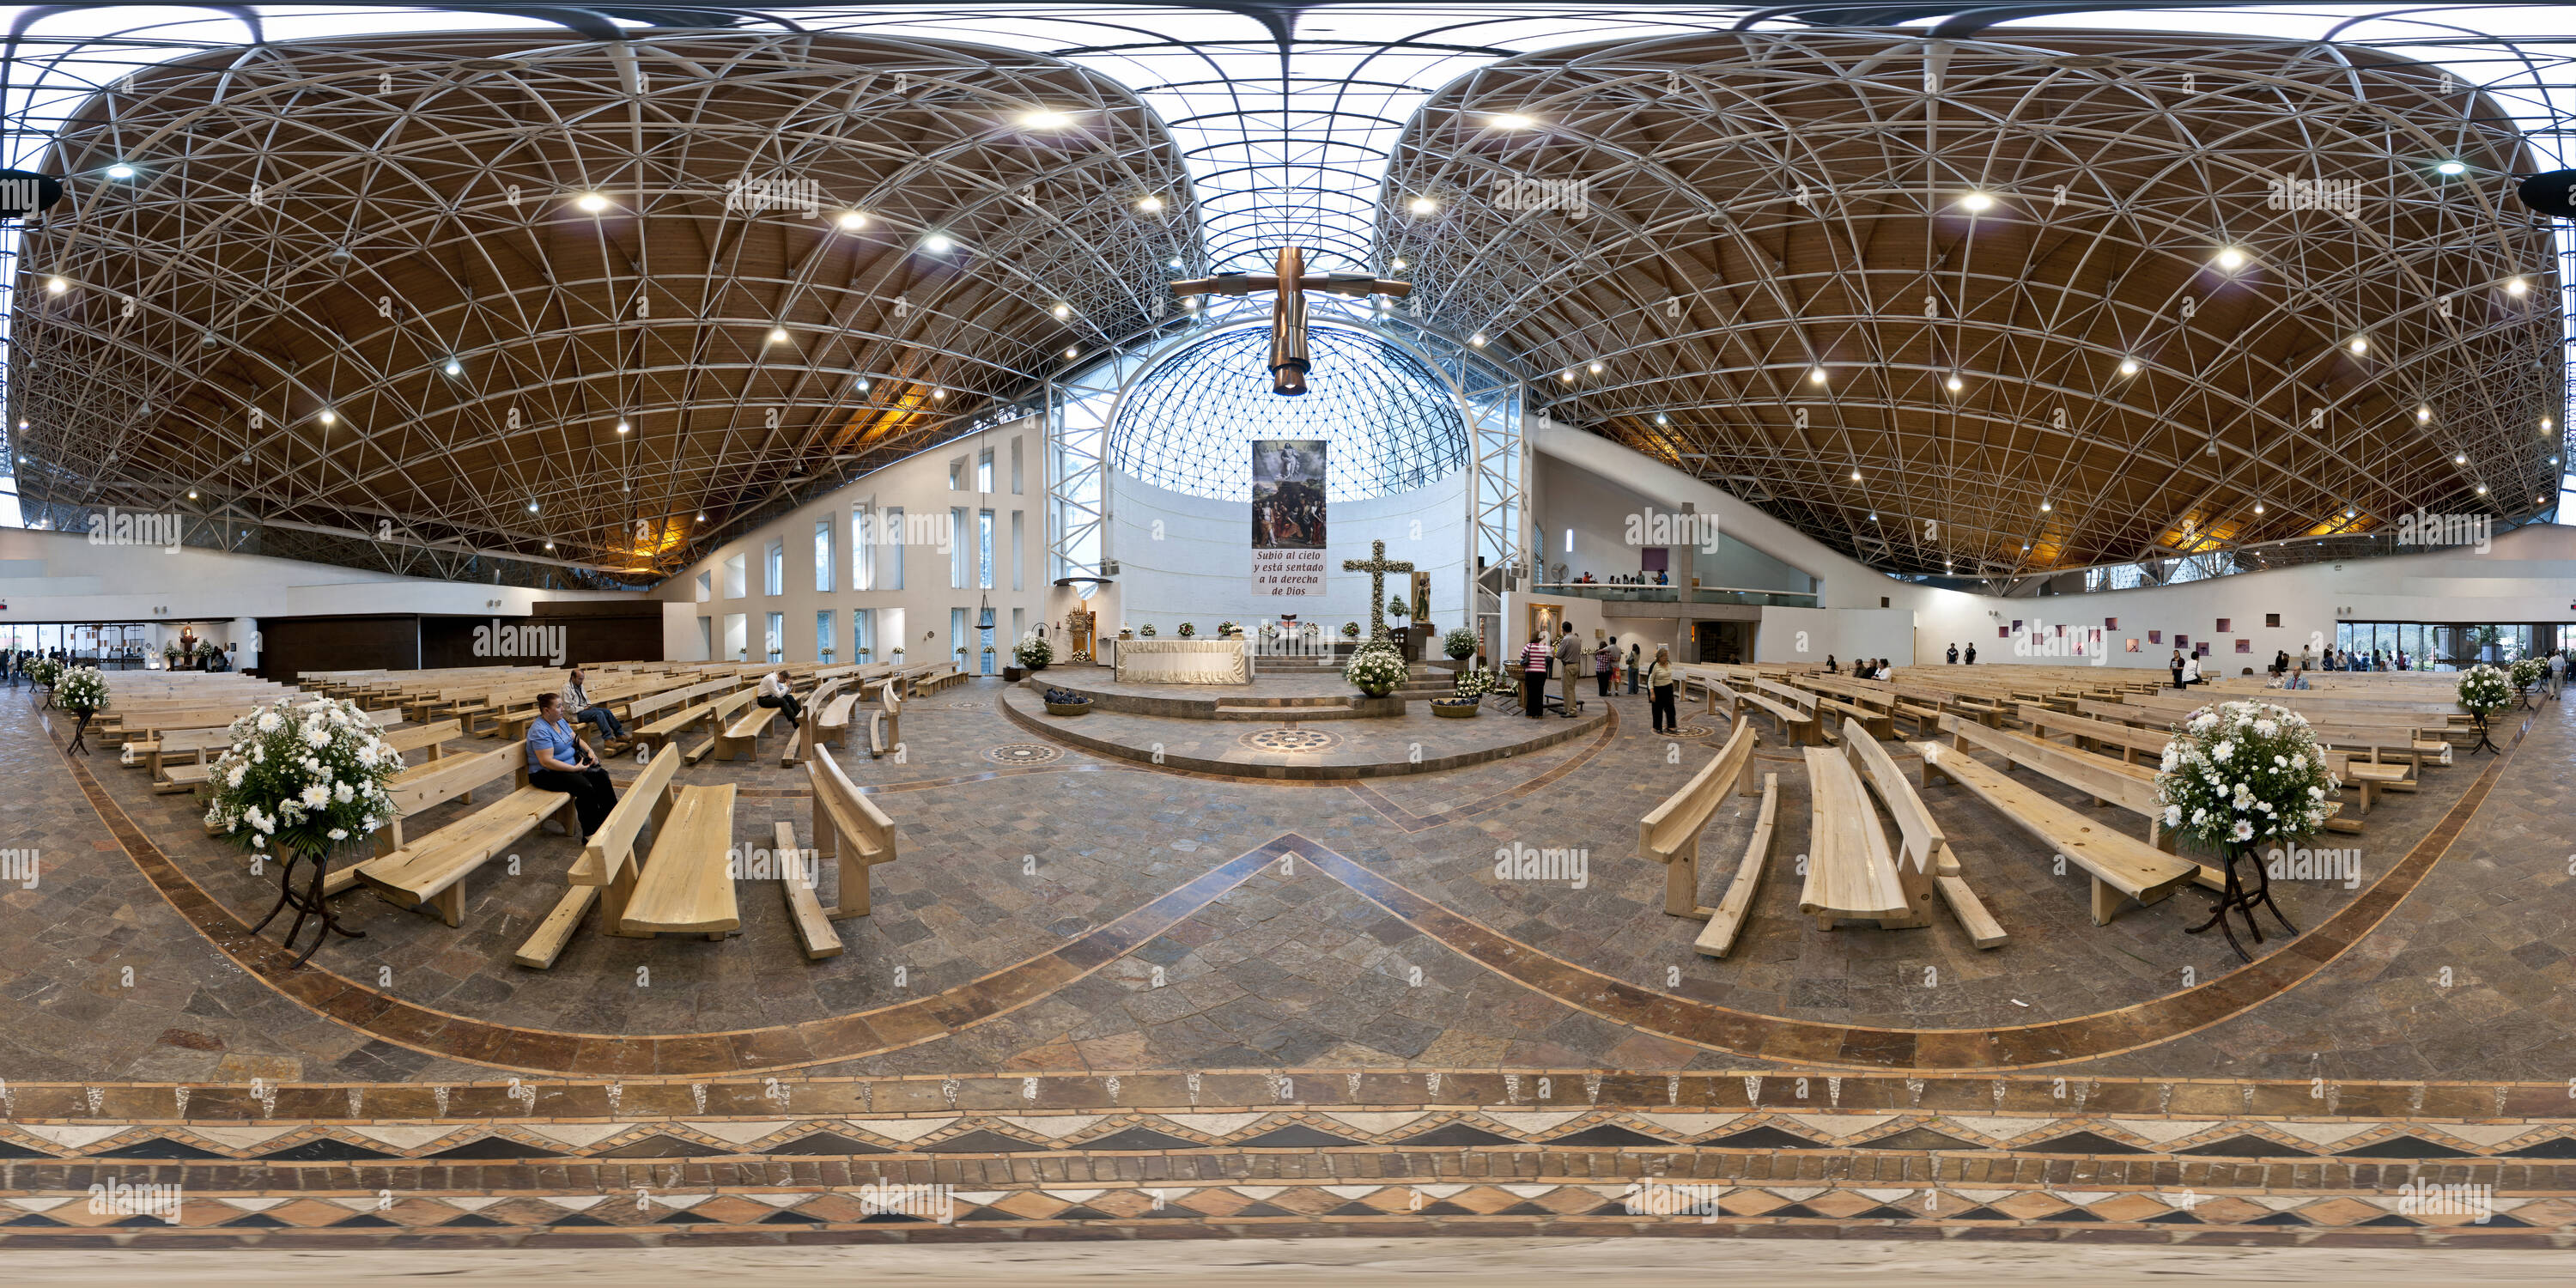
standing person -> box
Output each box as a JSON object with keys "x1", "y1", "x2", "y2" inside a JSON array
[
  {"x1": 526, "y1": 694, "x2": 618, "y2": 841},
  {"x1": 1964, "y1": 643, "x2": 1977, "y2": 665},
  {"x1": 1649, "y1": 646, "x2": 1677, "y2": 733},
  {"x1": 1520, "y1": 631, "x2": 1551, "y2": 718},
  {"x1": 1555, "y1": 623, "x2": 1583, "y2": 717},
  {"x1": 2551, "y1": 649, "x2": 2567, "y2": 699},
  {"x1": 2300, "y1": 643, "x2": 2314, "y2": 671},
  {"x1": 1946, "y1": 642, "x2": 1959, "y2": 665},
  {"x1": 2170, "y1": 647, "x2": 2186, "y2": 690},
  {"x1": 756, "y1": 668, "x2": 804, "y2": 726},
  {"x1": 562, "y1": 668, "x2": 628, "y2": 749},
  {"x1": 1626, "y1": 642, "x2": 1642, "y2": 695},
  {"x1": 1594, "y1": 636, "x2": 1617, "y2": 698}
]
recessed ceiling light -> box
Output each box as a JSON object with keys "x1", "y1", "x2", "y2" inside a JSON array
[
  {"x1": 767, "y1": 327, "x2": 788, "y2": 343},
  {"x1": 922, "y1": 234, "x2": 953, "y2": 253},
  {"x1": 615, "y1": 419, "x2": 630, "y2": 434},
  {"x1": 1052, "y1": 302, "x2": 1071, "y2": 319},
  {"x1": 1809, "y1": 367, "x2": 1826, "y2": 384},
  {"x1": 2507, "y1": 277, "x2": 2530, "y2": 296},
  {"x1": 2117, "y1": 358, "x2": 2139, "y2": 376},
  {"x1": 837, "y1": 210, "x2": 867, "y2": 230},
  {"x1": 1020, "y1": 110, "x2": 1072, "y2": 129},
  {"x1": 44, "y1": 276, "x2": 64, "y2": 295},
  {"x1": 1492, "y1": 113, "x2": 1535, "y2": 130},
  {"x1": 2348, "y1": 337, "x2": 2369, "y2": 354},
  {"x1": 1135, "y1": 194, "x2": 1163, "y2": 213},
  {"x1": 1960, "y1": 191, "x2": 1994, "y2": 211},
  {"x1": 106, "y1": 162, "x2": 134, "y2": 179},
  {"x1": 2215, "y1": 247, "x2": 2246, "y2": 270},
  {"x1": 574, "y1": 192, "x2": 607, "y2": 212},
  {"x1": 1408, "y1": 196, "x2": 1438, "y2": 216},
  {"x1": 442, "y1": 359, "x2": 462, "y2": 376},
  {"x1": 2436, "y1": 160, "x2": 2466, "y2": 175},
  {"x1": 318, "y1": 409, "x2": 336, "y2": 426}
]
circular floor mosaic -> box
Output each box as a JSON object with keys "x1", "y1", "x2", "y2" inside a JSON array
[
  {"x1": 1238, "y1": 727, "x2": 1342, "y2": 755},
  {"x1": 981, "y1": 743, "x2": 1065, "y2": 766},
  {"x1": 1671, "y1": 724, "x2": 1717, "y2": 738}
]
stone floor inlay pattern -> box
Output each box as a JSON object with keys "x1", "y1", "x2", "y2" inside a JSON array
[{"x1": 1237, "y1": 728, "x2": 1340, "y2": 755}]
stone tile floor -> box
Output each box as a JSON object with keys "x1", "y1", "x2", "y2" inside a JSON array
[{"x1": 9, "y1": 675, "x2": 2554, "y2": 1082}]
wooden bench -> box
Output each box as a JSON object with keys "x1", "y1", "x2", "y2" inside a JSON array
[
  {"x1": 1798, "y1": 744, "x2": 1929, "y2": 930},
  {"x1": 339, "y1": 746, "x2": 574, "y2": 927},
  {"x1": 1841, "y1": 720, "x2": 2005, "y2": 948},
  {"x1": 781, "y1": 677, "x2": 847, "y2": 768},
  {"x1": 715, "y1": 696, "x2": 777, "y2": 762},
  {"x1": 1917, "y1": 735, "x2": 2200, "y2": 926},
  {"x1": 1637, "y1": 721, "x2": 1763, "y2": 918},
  {"x1": 685, "y1": 689, "x2": 758, "y2": 765},
  {"x1": 514, "y1": 746, "x2": 681, "y2": 968},
  {"x1": 167, "y1": 717, "x2": 455, "y2": 797},
  {"x1": 2032, "y1": 703, "x2": 2403, "y2": 822},
  {"x1": 632, "y1": 697, "x2": 720, "y2": 758},
  {"x1": 619, "y1": 783, "x2": 740, "y2": 939},
  {"x1": 804, "y1": 745, "x2": 900, "y2": 932},
  {"x1": 909, "y1": 667, "x2": 968, "y2": 696},
  {"x1": 815, "y1": 691, "x2": 858, "y2": 751},
  {"x1": 1709, "y1": 677, "x2": 1817, "y2": 746},
  {"x1": 1692, "y1": 775, "x2": 1780, "y2": 958},
  {"x1": 868, "y1": 683, "x2": 902, "y2": 760}
]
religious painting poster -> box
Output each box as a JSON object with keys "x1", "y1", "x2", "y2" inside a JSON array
[{"x1": 1252, "y1": 439, "x2": 1327, "y2": 595}]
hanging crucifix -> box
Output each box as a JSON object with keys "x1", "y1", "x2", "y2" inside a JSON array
[{"x1": 1170, "y1": 246, "x2": 1411, "y2": 395}]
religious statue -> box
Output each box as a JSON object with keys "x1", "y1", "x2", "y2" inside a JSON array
[
  {"x1": 1066, "y1": 609, "x2": 1096, "y2": 659},
  {"x1": 1170, "y1": 247, "x2": 1411, "y2": 395}
]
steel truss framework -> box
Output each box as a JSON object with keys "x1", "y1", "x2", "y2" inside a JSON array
[
  {"x1": 1384, "y1": 27, "x2": 2565, "y2": 580},
  {"x1": 0, "y1": 5, "x2": 2567, "y2": 593}
]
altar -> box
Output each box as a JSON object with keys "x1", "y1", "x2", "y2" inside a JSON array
[{"x1": 1115, "y1": 638, "x2": 1255, "y2": 685}]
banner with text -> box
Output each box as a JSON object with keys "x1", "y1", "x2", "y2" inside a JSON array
[{"x1": 1252, "y1": 440, "x2": 1327, "y2": 595}]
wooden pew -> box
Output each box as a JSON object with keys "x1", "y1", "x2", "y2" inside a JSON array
[
  {"x1": 1692, "y1": 775, "x2": 1780, "y2": 958},
  {"x1": 714, "y1": 696, "x2": 776, "y2": 762},
  {"x1": 804, "y1": 745, "x2": 899, "y2": 935},
  {"x1": 513, "y1": 746, "x2": 681, "y2": 969},
  {"x1": 163, "y1": 716, "x2": 451, "y2": 797},
  {"x1": 1798, "y1": 744, "x2": 1929, "y2": 930},
  {"x1": 685, "y1": 689, "x2": 758, "y2": 765},
  {"x1": 1713, "y1": 677, "x2": 1817, "y2": 746},
  {"x1": 2031, "y1": 704, "x2": 2404, "y2": 820},
  {"x1": 340, "y1": 746, "x2": 574, "y2": 926},
  {"x1": 868, "y1": 682, "x2": 903, "y2": 760},
  {"x1": 1842, "y1": 720, "x2": 2006, "y2": 948},
  {"x1": 1636, "y1": 721, "x2": 1763, "y2": 919},
  {"x1": 1917, "y1": 735, "x2": 2201, "y2": 927},
  {"x1": 619, "y1": 783, "x2": 741, "y2": 939},
  {"x1": 815, "y1": 690, "x2": 858, "y2": 752},
  {"x1": 781, "y1": 677, "x2": 847, "y2": 768}
]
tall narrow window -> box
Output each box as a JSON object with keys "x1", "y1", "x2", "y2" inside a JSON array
[
  {"x1": 883, "y1": 507, "x2": 904, "y2": 590},
  {"x1": 950, "y1": 607, "x2": 968, "y2": 671},
  {"x1": 696, "y1": 616, "x2": 712, "y2": 660},
  {"x1": 696, "y1": 570, "x2": 712, "y2": 603},
  {"x1": 977, "y1": 510, "x2": 994, "y2": 590},
  {"x1": 1010, "y1": 510, "x2": 1024, "y2": 591},
  {"x1": 852, "y1": 502, "x2": 875, "y2": 591},
  {"x1": 816, "y1": 610, "x2": 835, "y2": 660},
  {"x1": 813, "y1": 519, "x2": 833, "y2": 592},
  {"x1": 976, "y1": 448, "x2": 993, "y2": 494},
  {"x1": 1010, "y1": 436, "x2": 1024, "y2": 494},
  {"x1": 950, "y1": 507, "x2": 969, "y2": 588},
  {"x1": 722, "y1": 553, "x2": 746, "y2": 598},
  {"x1": 764, "y1": 612, "x2": 784, "y2": 662},
  {"x1": 851, "y1": 607, "x2": 872, "y2": 659},
  {"x1": 764, "y1": 539, "x2": 784, "y2": 596}
]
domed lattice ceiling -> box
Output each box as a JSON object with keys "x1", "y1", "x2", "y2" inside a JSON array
[
  {"x1": 1384, "y1": 28, "x2": 2563, "y2": 580},
  {"x1": 12, "y1": 30, "x2": 1195, "y2": 580}
]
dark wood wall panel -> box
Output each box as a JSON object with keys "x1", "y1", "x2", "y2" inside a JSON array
[{"x1": 253, "y1": 615, "x2": 419, "y2": 684}]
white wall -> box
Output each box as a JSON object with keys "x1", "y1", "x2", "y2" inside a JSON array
[
  {"x1": 1108, "y1": 466, "x2": 1468, "y2": 638},
  {"x1": 1533, "y1": 426, "x2": 2576, "y2": 670},
  {"x1": 0, "y1": 527, "x2": 636, "y2": 671},
  {"x1": 656, "y1": 420, "x2": 1051, "y2": 672}
]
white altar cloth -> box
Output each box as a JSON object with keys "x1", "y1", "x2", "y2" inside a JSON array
[{"x1": 1115, "y1": 638, "x2": 1255, "y2": 685}]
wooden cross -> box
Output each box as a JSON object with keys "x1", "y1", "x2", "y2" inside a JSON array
[
  {"x1": 1342, "y1": 539, "x2": 1415, "y2": 642},
  {"x1": 1171, "y1": 246, "x2": 1411, "y2": 395}
]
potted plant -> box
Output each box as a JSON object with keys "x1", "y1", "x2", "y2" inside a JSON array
[
  {"x1": 1014, "y1": 633, "x2": 1054, "y2": 672},
  {"x1": 1177, "y1": 622, "x2": 1196, "y2": 639},
  {"x1": 1443, "y1": 627, "x2": 1478, "y2": 660},
  {"x1": 1344, "y1": 641, "x2": 1408, "y2": 698},
  {"x1": 161, "y1": 643, "x2": 181, "y2": 669},
  {"x1": 2509, "y1": 657, "x2": 2546, "y2": 708},
  {"x1": 1042, "y1": 685, "x2": 1093, "y2": 716},
  {"x1": 55, "y1": 664, "x2": 109, "y2": 753},
  {"x1": 204, "y1": 696, "x2": 404, "y2": 967},
  {"x1": 1340, "y1": 622, "x2": 1360, "y2": 641},
  {"x1": 2150, "y1": 700, "x2": 2338, "y2": 961},
  {"x1": 1139, "y1": 624, "x2": 1157, "y2": 638},
  {"x1": 27, "y1": 656, "x2": 59, "y2": 706},
  {"x1": 1387, "y1": 598, "x2": 1411, "y2": 627},
  {"x1": 2458, "y1": 663, "x2": 2512, "y2": 755},
  {"x1": 1434, "y1": 666, "x2": 1494, "y2": 718}
]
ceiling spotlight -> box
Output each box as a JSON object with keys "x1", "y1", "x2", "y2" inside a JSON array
[
  {"x1": 857, "y1": 379, "x2": 872, "y2": 392},
  {"x1": 1559, "y1": 370, "x2": 1576, "y2": 383},
  {"x1": 185, "y1": 489, "x2": 197, "y2": 500},
  {"x1": 615, "y1": 419, "x2": 630, "y2": 434},
  {"x1": 526, "y1": 501, "x2": 540, "y2": 513},
  {"x1": 1408, "y1": 196, "x2": 1438, "y2": 216},
  {"x1": 1850, "y1": 469, "x2": 1863, "y2": 481},
  {"x1": 1654, "y1": 413, "x2": 1668, "y2": 425},
  {"x1": 2452, "y1": 452, "x2": 2469, "y2": 465},
  {"x1": 2417, "y1": 406, "x2": 2432, "y2": 422},
  {"x1": 1809, "y1": 367, "x2": 1826, "y2": 385},
  {"x1": 1390, "y1": 258, "x2": 1406, "y2": 270},
  {"x1": 44, "y1": 276, "x2": 64, "y2": 295},
  {"x1": 2476, "y1": 483, "x2": 2488, "y2": 495},
  {"x1": 2253, "y1": 501, "x2": 2265, "y2": 514},
  {"x1": 1945, "y1": 374, "x2": 1963, "y2": 392},
  {"x1": 574, "y1": 192, "x2": 607, "y2": 213},
  {"x1": 1869, "y1": 513, "x2": 1879, "y2": 521},
  {"x1": 1469, "y1": 333, "x2": 1486, "y2": 347},
  {"x1": 1052, "y1": 302, "x2": 1072, "y2": 319},
  {"x1": 442, "y1": 359, "x2": 462, "y2": 376},
  {"x1": 837, "y1": 210, "x2": 867, "y2": 230},
  {"x1": 106, "y1": 162, "x2": 136, "y2": 179},
  {"x1": 2436, "y1": 160, "x2": 2466, "y2": 176},
  {"x1": 932, "y1": 388, "x2": 947, "y2": 401},
  {"x1": 1066, "y1": 347, "x2": 1078, "y2": 359},
  {"x1": 1020, "y1": 110, "x2": 1072, "y2": 129},
  {"x1": 2546, "y1": 418, "x2": 2555, "y2": 430},
  {"x1": 2345, "y1": 507, "x2": 2355, "y2": 518},
  {"x1": 2348, "y1": 337, "x2": 2369, "y2": 355},
  {"x1": 1492, "y1": 112, "x2": 1535, "y2": 129},
  {"x1": 767, "y1": 327, "x2": 789, "y2": 343},
  {"x1": 318, "y1": 409, "x2": 336, "y2": 426},
  {"x1": 921, "y1": 234, "x2": 953, "y2": 253},
  {"x1": 1135, "y1": 194, "x2": 1163, "y2": 213},
  {"x1": 2039, "y1": 501, "x2": 2053, "y2": 512},
  {"x1": 696, "y1": 513, "x2": 706, "y2": 521},
  {"x1": 1960, "y1": 191, "x2": 1994, "y2": 211},
  {"x1": 2215, "y1": 247, "x2": 2246, "y2": 270},
  {"x1": 2117, "y1": 358, "x2": 2139, "y2": 376},
  {"x1": 1168, "y1": 258, "x2": 1183, "y2": 270},
  {"x1": 544, "y1": 540, "x2": 556, "y2": 550},
  {"x1": 1588, "y1": 361, "x2": 1603, "y2": 374},
  {"x1": 2507, "y1": 276, "x2": 2530, "y2": 296}
]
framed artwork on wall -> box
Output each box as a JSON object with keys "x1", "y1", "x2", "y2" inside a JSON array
[
  {"x1": 2216, "y1": 617, "x2": 2233, "y2": 634},
  {"x1": 2125, "y1": 639, "x2": 2141, "y2": 653},
  {"x1": 2149, "y1": 630, "x2": 2162, "y2": 644},
  {"x1": 2236, "y1": 639, "x2": 2252, "y2": 653}
]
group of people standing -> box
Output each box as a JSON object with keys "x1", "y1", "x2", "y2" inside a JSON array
[{"x1": 1513, "y1": 623, "x2": 1681, "y2": 732}]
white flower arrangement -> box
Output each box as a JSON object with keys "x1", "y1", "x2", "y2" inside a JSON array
[
  {"x1": 53, "y1": 665, "x2": 110, "y2": 712},
  {"x1": 1013, "y1": 632, "x2": 1054, "y2": 668},
  {"x1": 1344, "y1": 646, "x2": 1410, "y2": 696},
  {"x1": 204, "y1": 697, "x2": 402, "y2": 859},
  {"x1": 2154, "y1": 700, "x2": 2340, "y2": 852},
  {"x1": 2508, "y1": 657, "x2": 2547, "y2": 694},
  {"x1": 1443, "y1": 627, "x2": 1478, "y2": 659},
  {"x1": 2457, "y1": 664, "x2": 2512, "y2": 715},
  {"x1": 1452, "y1": 667, "x2": 1498, "y2": 701}
]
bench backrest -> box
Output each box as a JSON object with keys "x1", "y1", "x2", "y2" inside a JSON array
[
  {"x1": 1637, "y1": 721, "x2": 1755, "y2": 859},
  {"x1": 1841, "y1": 720, "x2": 1939, "y2": 873},
  {"x1": 2023, "y1": 705, "x2": 2169, "y2": 754},
  {"x1": 1941, "y1": 713, "x2": 2159, "y2": 817},
  {"x1": 809, "y1": 742, "x2": 898, "y2": 862},
  {"x1": 384, "y1": 744, "x2": 525, "y2": 821},
  {"x1": 384, "y1": 719, "x2": 461, "y2": 760},
  {"x1": 575, "y1": 745, "x2": 679, "y2": 885}
]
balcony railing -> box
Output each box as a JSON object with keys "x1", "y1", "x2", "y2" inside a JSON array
[{"x1": 1532, "y1": 581, "x2": 1817, "y2": 608}]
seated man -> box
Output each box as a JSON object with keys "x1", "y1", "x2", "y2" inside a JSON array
[
  {"x1": 561, "y1": 668, "x2": 627, "y2": 748},
  {"x1": 756, "y1": 669, "x2": 804, "y2": 726},
  {"x1": 526, "y1": 693, "x2": 617, "y2": 841}
]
